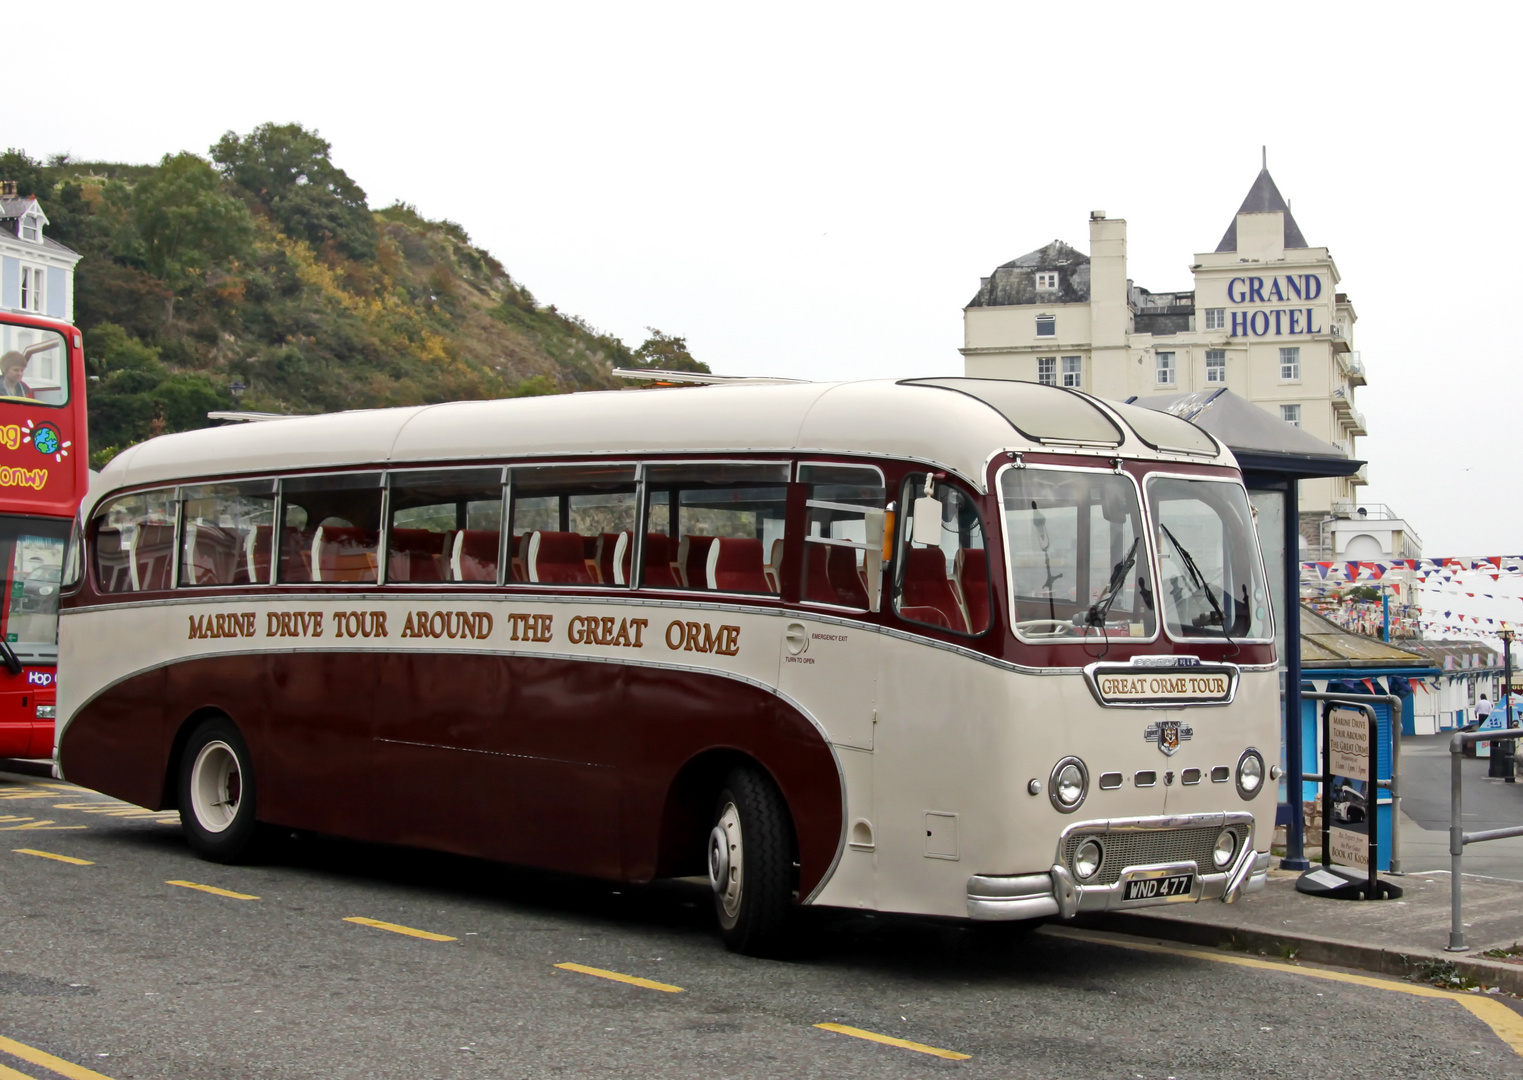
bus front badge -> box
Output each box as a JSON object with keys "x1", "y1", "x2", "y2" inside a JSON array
[{"x1": 1144, "y1": 720, "x2": 1193, "y2": 756}]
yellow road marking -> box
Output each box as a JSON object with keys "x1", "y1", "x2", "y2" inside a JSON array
[
  {"x1": 13, "y1": 848, "x2": 92, "y2": 865},
  {"x1": 343, "y1": 916, "x2": 455, "y2": 942},
  {"x1": 166, "y1": 880, "x2": 259, "y2": 901},
  {"x1": 554, "y1": 962, "x2": 684, "y2": 993},
  {"x1": 814, "y1": 1023, "x2": 971, "y2": 1060},
  {"x1": 1045, "y1": 925, "x2": 1523, "y2": 1056},
  {"x1": 0, "y1": 1061, "x2": 34, "y2": 1080},
  {"x1": 0, "y1": 1033, "x2": 120, "y2": 1079},
  {"x1": 0, "y1": 821, "x2": 85, "y2": 831}
]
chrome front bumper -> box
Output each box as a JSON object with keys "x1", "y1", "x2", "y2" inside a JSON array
[{"x1": 966, "y1": 813, "x2": 1271, "y2": 921}]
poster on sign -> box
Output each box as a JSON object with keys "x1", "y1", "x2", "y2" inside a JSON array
[{"x1": 1328, "y1": 707, "x2": 1371, "y2": 781}]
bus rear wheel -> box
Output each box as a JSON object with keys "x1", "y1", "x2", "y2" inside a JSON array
[
  {"x1": 177, "y1": 717, "x2": 259, "y2": 863},
  {"x1": 709, "y1": 768, "x2": 794, "y2": 956}
]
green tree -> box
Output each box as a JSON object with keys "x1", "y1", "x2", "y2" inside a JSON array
[
  {"x1": 629, "y1": 328, "x2": 709, "y2": 373},
  {"x1": 211, "y1": 123, "x2": 376, "y2": 261},
  {"x1": 131, "y1": 153, "x2": 254, "y2": 325},
  {"x1": 0, "y1": 148, "x2": 52, "y2": 201}
]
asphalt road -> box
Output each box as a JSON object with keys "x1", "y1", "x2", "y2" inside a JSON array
[
  {"x1": 1399, "y1": 734, "x2": 1523, "y2": 878},
  {"x1": 1, "y1": 767, "x2": 1520, "y2": 1079}
]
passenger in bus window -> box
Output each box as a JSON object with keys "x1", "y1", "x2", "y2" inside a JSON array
[{"x1": 0, "y1": 352, "x2": 34, "y2": 399}]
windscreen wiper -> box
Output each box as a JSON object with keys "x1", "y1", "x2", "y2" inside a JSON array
[
  {"x1": 1159, "y1": 524, "x2": 1231, "y2": 635},
  {"x1": 0, "y1": 637, "x2": 24, "y2": 676},
  {"x1": 1081, "y1": 537, "x2": 1139, "y2": 628}
]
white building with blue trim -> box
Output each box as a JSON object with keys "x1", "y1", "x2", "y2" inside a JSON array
[{"x1": 0, "y1": 184, "x2": 78, "y2": 323}]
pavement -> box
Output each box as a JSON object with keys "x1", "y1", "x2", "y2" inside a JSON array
[{"x1": 1083, "y1": 733, "x2": 1523, "y2": 995}]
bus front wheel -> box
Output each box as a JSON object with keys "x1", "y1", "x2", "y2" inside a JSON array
[
  {"x1": 709, "y1": 768, "x2": 794, "y2": 956},
  {"x1": 177, "y1": 717, "x2": 259, "y2": 863}
]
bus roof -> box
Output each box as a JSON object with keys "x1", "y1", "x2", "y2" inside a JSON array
[{"x1": 89, "y1": 378, "x2": 1234, "y2": 507}]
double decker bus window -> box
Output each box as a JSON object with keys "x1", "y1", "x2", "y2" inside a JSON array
[
  {"x1": 508, "y1": 465, "x2": 638, "y2": 586},
  {"x1": 278, "y1": 473, "x2": 383, "y2": 585},
  {"x1": 894, "y1": 473, "x2": 990, "y2": 635},
  {"x1": 93, "y1": 488, "x2": 178, "y2": 593},
  {"x1": 643, "y1": 463, "x2": 787, "y2": 595},
  {"x1": 0, "y1": 517, "x2": 70, "y2": 659},
  {"x1": 0, "y1": 325, "x2": 70, "y2": 406},
  {"x1": 1000, "y1": 467, "x2": 1155, "y2": 642},
  {"x1": 388, "y1": 468, "x2": 505, "y2": 584},
  {"x1": 179, "y1": 481, "x2": 277, "y2": 587},
  {"x1": 799, "y1": 463, "x2": 884, "y2": 609}
]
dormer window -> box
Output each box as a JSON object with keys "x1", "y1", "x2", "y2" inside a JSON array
[
  {"x1": 20, "y1": 214, "x2": 39, "y2": 242},
  {"x1": 1035, "y1": 271, "x2": 1058, "y2": 291}
]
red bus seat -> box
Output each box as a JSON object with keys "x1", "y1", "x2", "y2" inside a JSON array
[
  {"x1": 94, "y1": 527, "x2": 133, "y2": 593},
  {"x1": 452, "y1": 530, "x2": 500, "y2": 582},
  {"x1": 641, "y1": 533, "x2": 679, "y2": 588},
  {"x1": 184, "y1": 523, "x2": 241, "y2": 586},
  {"x1": 313, "y1": 526, "x2": 379, "y2": 583},
  {"x1": 527, "y1": 530, "x2": 595, "y2": 585},
  {"x1": 804, "y1": 543, "x2": 869, "y2": 607},
  {"x1": 280, "y1": 528, "x2": 314, "y2": 582},
  {"x1": 132, "y1": 524, "x2": 176, "y2": 591},
  {"x1": 898, "y1": 547, "x2": 967, "y2": 632},
  {"x1": 595, "y1": 532, "x2": 631, "y2": 586},
  {"x1": 509, "y1": 534, "x2": 525, "y2": 582},
  {"x1": 707, "y1": 537, "x2": 770, "y2": 593},
  {"x1": 677, "y1": 535, "x2": 716, "y2": 589},
  {"x1": 243, "y1": 525, "x2": 273, "y2": 585},
  {"x1": 388, "y1": 527, "x2": 448, "y2": 583},
  {"x1": 956, "y1": 548, "x2": 991, "y2": 633},
  {"x1": 765, "y1": 538, "x2": 785, "y2": 593}
]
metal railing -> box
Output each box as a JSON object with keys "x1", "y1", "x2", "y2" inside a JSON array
[{"x1": 1446, "y1": 728, "x2": 1523, "y2": 951}]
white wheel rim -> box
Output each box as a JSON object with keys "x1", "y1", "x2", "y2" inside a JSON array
[
  {"x1": 189, "y1": 740, "x2": 242, "y2": 833},
  {"x1": 710, "y1": 801, "x2": 744, "y2": 920}
]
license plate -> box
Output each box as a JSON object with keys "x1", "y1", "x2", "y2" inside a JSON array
[{"x1": 1123, "y1": 873, "x2": 1194, "y2": 901}]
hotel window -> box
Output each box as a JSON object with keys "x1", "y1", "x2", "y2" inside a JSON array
[
  {"x1": 1035, "y1": 271, "x2": 1058, "y2": 291},
  {"x1": 20, "y1": 215, "x2": 39, "y2": 242},
  {"x1": 1281, "y1": 404, "x2": 1301, "y2": 427},
  {"x1": 1280, "y1": 346, "x2": 1300, "y2": 381},
  {"x1": 1205, "y1": 349, "x2": 1226, "y2": 383},
  {"x1": 1037, "y1": 357, "x2": 1056, "y2": 386},
  {"x1": 1035, "y1": 315, "x2": 1055, "y2": 337},
  {"x1": 19, "y1": 266, "x2": 44, "y2": 313},
  {"x1": 1155, "y1": 352, "x2": 1175, "y2": 386},
  {"x1": 1204, "y1": 307, "x2": 1225, "y2": 330},
  {"x1": 1061, "y1": 355, "x2": 1081, "y2": 388}
]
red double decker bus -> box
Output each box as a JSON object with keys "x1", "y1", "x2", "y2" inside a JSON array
[{"x1": 0, "y1": 312, "x2": 87, "y2": 760}]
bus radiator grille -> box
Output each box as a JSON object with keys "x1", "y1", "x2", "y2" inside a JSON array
[{"x1": 1062, "y1": 824, "x2": 1250, "y2": 886}]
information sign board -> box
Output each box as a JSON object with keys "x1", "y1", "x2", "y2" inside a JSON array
[{"x1": 1328, "y1": 706, "x2": 1371, "y2": 781}]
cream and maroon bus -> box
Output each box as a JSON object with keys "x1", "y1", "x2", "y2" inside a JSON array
[{"x1": 57, "y1": 378, "x2": 1276, "y2": 954}]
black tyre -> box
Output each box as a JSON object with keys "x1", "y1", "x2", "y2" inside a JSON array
[
  {"x1": 708, "y1": 767, "x2": 796, "y2": 956},
  {"x1": 177, "y1": 717, "x2": 259, "y2": 863}
]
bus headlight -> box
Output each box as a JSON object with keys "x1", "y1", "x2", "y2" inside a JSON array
[
  {"x1": 1049, "y1": 757, "x2": 1088, "y2": 813},
  {"x1": 1236, "y1": 749, "x2": 1265, "y2": 800},
  {"x1": 35, "y1": 705, "x2": 55, "y2": 720},
  {"x1": 1074, "y1": 838, "x2": 1103, "y2": 880},
  {"x1": 1212, "y1": 829, "x2": 1237, "y2": 868}
]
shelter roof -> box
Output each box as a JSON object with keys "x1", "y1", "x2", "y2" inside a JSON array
[
  {"x1": 1300, "y1": 606, "x2": 1428, "y2": 668},
  {"x1": 1127, "y1": 388, "x2": 1361, "y2": 479}
]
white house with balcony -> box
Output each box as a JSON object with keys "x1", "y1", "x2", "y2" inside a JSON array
[
  {"x1": 0, "y1": 183, "x2": 79, "y2": 323},
  {"x1": 961, "y1": 163, "x2": 1370, "y2": 550}
]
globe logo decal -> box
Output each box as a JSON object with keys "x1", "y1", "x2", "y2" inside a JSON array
[{"x1": 32, "y1": 425, "x2": 59, "y2": 456}]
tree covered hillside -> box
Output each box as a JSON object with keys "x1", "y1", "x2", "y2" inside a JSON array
[{"x1": 3, "y1": 124, "x2": 705, "y2": 467}]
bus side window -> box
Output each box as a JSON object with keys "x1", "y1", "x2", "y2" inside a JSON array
[
  {"x1": 179, "y1": 481, "x2": 277, "y2": 587},
  {"x1": 799, "y1": 463, "x2": 885, "y2": 610},
  {"x1": 93, "y1": 488, "x2": 178, "y2": 593},
  {"x1": 893, "y1": 474, "x2": 991, "y2": 636},
  {"x1": 642, "y1": 463, "x2": 788, "y2": 595},
  {"x1": 277, "y1": 473, "x2": 384, "y2": 585},
  {"x1": 508, "y1": 465, "x2": 638, "y2": 587},
  {"x1": 387, "y1": 468, "x2": 504, "y2": 584}
]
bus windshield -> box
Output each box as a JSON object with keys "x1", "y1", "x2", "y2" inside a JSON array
[
  {"x1": 1146, "y1": 476, "x2": 1269, "y2": 642},
  {"x1": 1000, "y1": 467, "x2": 1155, "y2": 641},
  {"x1": 0, "y1": 325, "x2": 71, "y2": 407},
  {"x1": 0, "y1": 514, "x2": 70, "y2": 661}
]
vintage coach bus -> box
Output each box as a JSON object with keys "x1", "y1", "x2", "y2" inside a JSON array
[{"x1": 57, "y1": 378, "x2": 1278, "y2": 954}]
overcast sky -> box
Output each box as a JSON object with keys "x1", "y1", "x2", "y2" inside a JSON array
[{"x1": 21, "y1": 2, "x2": 1516, "y2": 564}]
